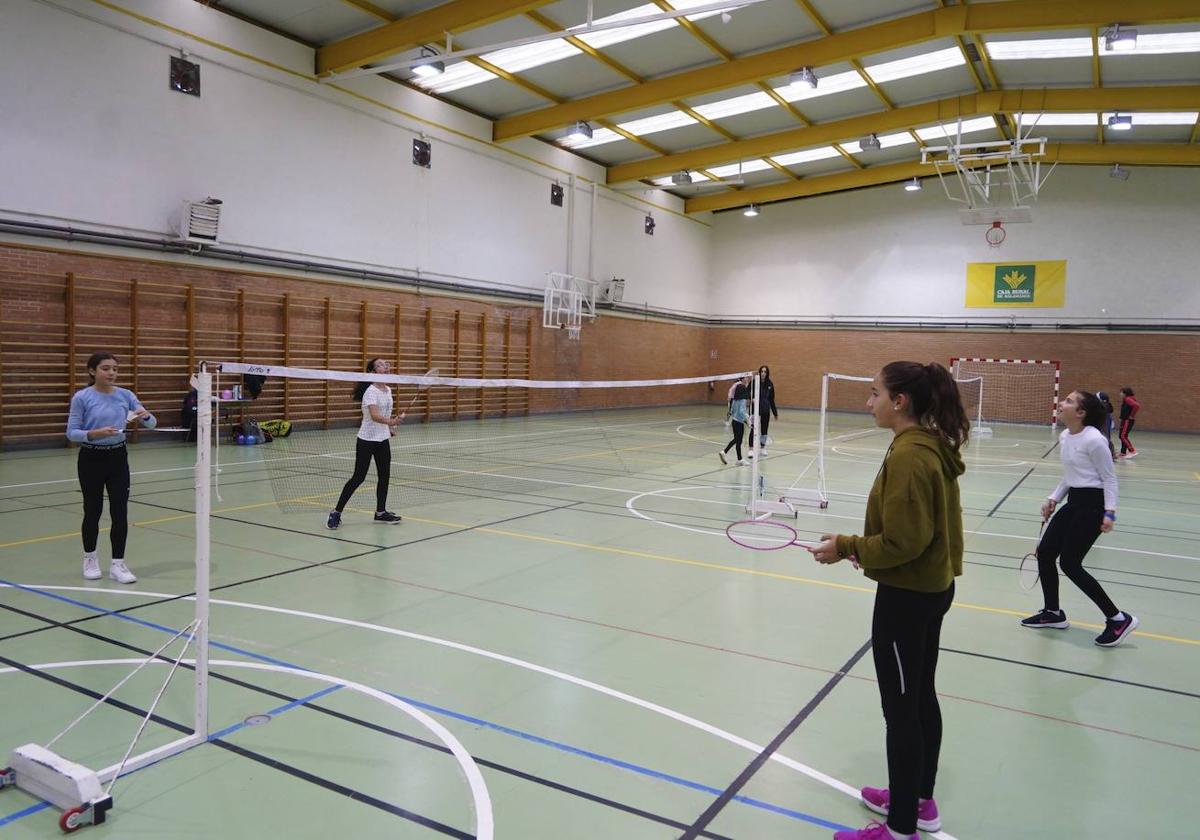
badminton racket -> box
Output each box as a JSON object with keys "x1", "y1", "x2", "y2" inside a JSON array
[
  {"x1": 1019, "y1": 519, "x2": 1046, "y2": 591},
  {"x1": 396, "y1": 368, "x2": 440, "y2": 418},
  {"x1": 727, "y1": 519, "x2": 861, "y2": 568}
]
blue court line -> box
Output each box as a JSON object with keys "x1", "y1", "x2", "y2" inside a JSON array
[{"x1": 0, "y1": 580, "x2": 850, "y2": 831}]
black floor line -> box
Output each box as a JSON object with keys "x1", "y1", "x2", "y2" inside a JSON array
[
  {"x1": 1042, "y1": 440, "x2": 1060, "y2": 459},
  {"x1": 0, "y1": 595, "x2": 736, "y2": 838},
  {"x1": 0, "y1": 499, "x2": 586, "y2": 647},
  {"x1": 678, "y1": 639, "x2": 874, "y2": 840},
  {"x1": 0, "y1": 649, "x2": 472, "y2": 838},
  {"x1": 987, "y1": 467, "x2": 1035, "y2": 517},
  {"x1": 940, "y1": 646, "x2": 1200, "y2": 700}
]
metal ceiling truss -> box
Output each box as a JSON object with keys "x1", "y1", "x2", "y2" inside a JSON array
[
  {"x1": 491, "y1": 0, "x2": 1200, "y2": 141},
  {"x1": 607, "y1": 85, "x2": 1200, "y2": 184},
  {"x1": 684, "y1": 143, "x2": 1200, "y2": 213}
]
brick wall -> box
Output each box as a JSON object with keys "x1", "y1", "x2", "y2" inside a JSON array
[{"x1": 0, "y1": 243, "x2": 1194, "y2": 445}]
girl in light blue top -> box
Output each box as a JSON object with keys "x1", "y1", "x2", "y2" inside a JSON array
[
  {"x1": 719, "y1": 376, "x2": 750, "y2": 465},
  {"x1": 66, "y1": 352, "x2": 156, "y2": 583}
]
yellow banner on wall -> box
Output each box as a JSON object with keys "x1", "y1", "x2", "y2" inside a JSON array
[{"x1": 965, "y1": 260, "x2": 1066, "y2": 308}]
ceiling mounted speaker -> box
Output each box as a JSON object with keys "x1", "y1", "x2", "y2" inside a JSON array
[
  {"x1": 412, "y1": 138, "x2": 432, "y2": 168},
  {"x1": 170, "y1": 55, "x2": 200, "y2": 97}
]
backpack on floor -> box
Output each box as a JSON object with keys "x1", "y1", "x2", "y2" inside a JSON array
[{"x1": 260, "y1": 419, "x2": 292, "y2": 438}]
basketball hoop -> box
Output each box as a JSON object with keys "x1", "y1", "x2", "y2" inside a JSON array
[{"x1": 985, "y1": 221, "x2": 1006, "y2": 248}]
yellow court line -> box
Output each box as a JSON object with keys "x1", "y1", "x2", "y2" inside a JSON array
[
  {"x1": 398, "y1": 514, "x2": 1200, "y2": 647},
  {"x1": 6, "y1": 495, "x2": 1196, "y2": 647}
]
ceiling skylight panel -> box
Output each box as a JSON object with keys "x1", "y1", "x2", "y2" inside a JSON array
[
  {"x1": 1016, "y1": 112, "x2": 1098, "y2": 126},
  {"x1": 618, "y1": 111, "x2": 697, "y2": 135},
  {"x1": 707, "y1": 159, "x2": 774, "y2": 178},
  {"x1": 414, "y1": 63, "x2": 497, "y2": 94},
  {"x1": 841, "y1": 132, "x2": 916, "y2": 153},
  {"x1": 692, "y1": 91, "x2": 778, "y2": 120},
  {"x1": 985, "y1": 38, "x2": 1092, "y2": 60},
  {"x1": 776, "y1": 70, "x2": 867, "y2": 102},
  {"x1": 575, "y1": 4, "x2": 677, "y2": 49},
  {"x1": 862, "y1": 47, "x2": 964, "y2": 83},
  {"x1": 1101, "y1": 111, "x2": 1199, "y2": 125},
  {"x1": 1117, "y1": 31, "x2": 1200, "y2": 55},
  {"x1": 772, "y1": 146, "x2": 842, "y2": 166},
  {"x1": 485, "y1": 39, "x2": 581, "y2": 74},
  {"x1": 915, "y1": 116, "x2": 996, "y2": 140}
]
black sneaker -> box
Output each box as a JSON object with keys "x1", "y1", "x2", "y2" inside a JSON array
[
  {"x1": 326, "y1": 510, "x2": 341, "y2": 530},
  {"x1": 1020, "y1": 609, "x2": 1069, "y2": 629},
  {"x1": 1095, "y1": 613, "x2": 1139, "y2": 647},
  {"x1": 374, "y1": 511, "x2": 402, "y2": 524}
]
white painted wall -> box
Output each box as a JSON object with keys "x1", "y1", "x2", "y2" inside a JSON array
[
  {"x1": 709, "y1": 165, "x2": 1200, "y2": 323},
  {"x1": 0, "y1": 0, "x2": 712, "y2": 313}
]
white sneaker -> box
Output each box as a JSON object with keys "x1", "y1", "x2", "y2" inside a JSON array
[
  {"x1": 737, "y1": 459, "x2": 746, "y2": 466},
  {"x1": 109, "y1": 560, "x2": 137, "y2": 584},
  {"x1": 718, "y1": 451, "x2": 727, "y2": 464},
  {"x1": 759, "y1": 449, "x2": 769, "y2": 457},
  {"x1": 746, "y1": 450, "x2": 756, "y2": 459},
  {"x1": 83, "y1": 553, "x2": 101, "y2": 581}
]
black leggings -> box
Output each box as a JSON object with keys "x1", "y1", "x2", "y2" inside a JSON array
[
  {"x1": 872, "y1": 581, "x2": 954, "y2": 836},
  {"x1": 723, "y1": 420, "x2": 745, "y2": 460},
  {"x1": 78, "y1": 446, "x2": 131, "y2": 557},
  {"x1": 335, "y1": 438, "x2": 391, "y2": 513},
  {"x1": 1037, "y1": 487, "x2": 1118, "y2": 617},
  {"x1": 749, "y1": 412, "x2": 771, "y2": 448}
]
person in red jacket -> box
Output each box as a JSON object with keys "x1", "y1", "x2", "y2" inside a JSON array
[{"x1": 1117, "y1": 386, "x2": 1140, "y2": 458}]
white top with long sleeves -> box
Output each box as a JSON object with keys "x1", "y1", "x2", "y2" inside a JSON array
[
  {"x1": 1048, "y1": 426, "x2": 1118, "y2": 511},
  {"x1": 357, "y1": 385, "x2": 393, "y2": 442}
]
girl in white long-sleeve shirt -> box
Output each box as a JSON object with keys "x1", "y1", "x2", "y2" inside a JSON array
[{"x1": 1020, "y1": 389, "x2": 1138, "y2": 647}]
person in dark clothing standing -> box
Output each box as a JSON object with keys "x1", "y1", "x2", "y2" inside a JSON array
[
  {"x1": 1117, "y1": 386, "x2": 1140, "y2": 458},
  {"x1": 748, "y1": 365, "x2": 779, "y2": 457}
]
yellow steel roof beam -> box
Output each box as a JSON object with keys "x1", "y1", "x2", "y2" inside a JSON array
[
  {"x1": 493, "y1": 0, "x2": 1200, "y2": 141},
  {"x1": 685, "y1": 143, "x2": 1200, "y2": 212},
  {"x1": 319, "y1": 0, "x2": 556, "y2": 76},
  {"x1": 607, "y1": 85, "x2": 1200, "y2": 184}
]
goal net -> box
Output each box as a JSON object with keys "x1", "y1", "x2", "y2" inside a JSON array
[
  {"x1": 749, "y1": 371, "x2": 987, "y2": 518},
  {"x1": 950, "y1": 358, "x2": 1060, "y2": 428}
]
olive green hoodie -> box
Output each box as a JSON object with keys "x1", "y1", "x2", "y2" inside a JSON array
[{"x1": 835, "y1": 426, "x2": 965, "y2": 593}]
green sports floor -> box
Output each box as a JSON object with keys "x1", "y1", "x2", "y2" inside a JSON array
[{"x1": 0, "y1": 406, "x2": 1196, "y2": 839}]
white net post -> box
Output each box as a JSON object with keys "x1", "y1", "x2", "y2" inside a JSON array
[
  {"x1": 192, "y1": 366, "x2": 212, "y2": 737},
  {"x1": 955, "y1": 375, "x2": 989, "y2": 438}
]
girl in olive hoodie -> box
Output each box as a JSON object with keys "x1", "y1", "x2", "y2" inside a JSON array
[{"x1": 809, "y1": 361, "x2": 968, "y2": 840}]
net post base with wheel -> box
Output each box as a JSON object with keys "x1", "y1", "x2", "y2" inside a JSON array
[
  {"x1": 2, "y1": 744, "x2": 113, "y2": 832},
  {"x1": 781, "y1": 488, "x2": 829, "y2": 510}
]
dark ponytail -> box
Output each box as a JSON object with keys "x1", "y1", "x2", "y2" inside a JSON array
[
  {"x1": 1073, "y1": 390, "x2": 1107, "y2": 433},
  {"x1": 881, "y1": 361, "x2": 970, "y2": 452},
  {"x1": 86, "y1": 351, "x2": 117, "y2": 384},
  {"x1": 353, "y1": 358, "x2": 383, "y2": 402}
]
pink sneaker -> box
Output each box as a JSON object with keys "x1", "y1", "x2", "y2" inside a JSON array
[
  {"x1": 861, "y1": 786, "x2": 941, "y2": 832},
  {"x1": 833, "y1": 821, "x2": 917, "y2": 840}
]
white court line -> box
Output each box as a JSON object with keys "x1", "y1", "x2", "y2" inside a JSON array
[
  {"x1": 0, "y1": 584, "x2": 957, "y2": 840},
  {"x1": 0, "y1": 657, "x2": 493, "y2": 840},
  {"x1": 0, "y1": 415, "x2": 703, "y2": 491}
]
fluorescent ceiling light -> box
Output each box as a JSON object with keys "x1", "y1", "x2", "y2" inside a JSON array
[
  {"x1": 841, "y1": 132, "x2": 915, "y2": 154},
  {"x1": 862, "y1": 46, "x2": 964, "y2": 83},
  {"x1": 985, "y1": 37, "x2": 1092, "y2": 60},
  {"x1": 671, "y1": 170, "x2": 693, "y2": 185},
  {"x1": 412, "y1": 48, "x2": 445, "y2": 78},
  {"x1": 791, "y1": 67, "x2": 818, "y2": 89},
  {"x1": 1107, "y1": 113, "x2": 1133, "y2": 131},
  {"x1": 565, "y1": 121, "x2": 593, "y2": 142},
  {"x1": 859, "y1": 133, "x2": 881, "y2": 151},
  {"x1": 743, "y1": 204, "x2": 760, "y2": 217},
  {"x1": 772, "y1": 146, "x2": 842, "y2": 166},
  {"x1": 1102, "y1": 111, "x2": 1198, "y2": 125},
  {"x1": 904, "y1": 177, "x2": 922, "y2": 192},
  {"x1": 1103, "y1": 24, "x2": 1138, "y2": 51},
  {"x1": 778, "y1": 70, "x2": 867, "y2": 102},
  {"x1": 561, "y1": 127, "x2": 621, "y2": 149},
  {"x1": 652, "y1": 173, "x2": 710, "y2": 186},
  {"x1": 915, "y1": 116, "x2": 997, "y2": 141}
]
